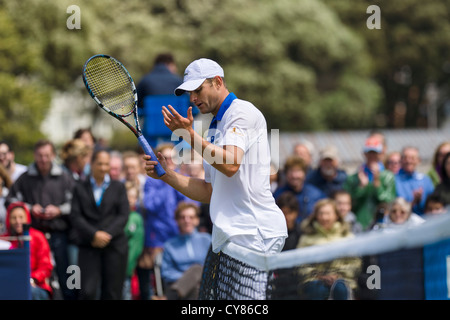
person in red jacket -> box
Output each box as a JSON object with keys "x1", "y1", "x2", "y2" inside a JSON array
[{"x1": 4, "y1": 202, "x2": 53, "y2": 300}]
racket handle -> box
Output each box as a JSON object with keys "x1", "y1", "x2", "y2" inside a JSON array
[{"x1": 138, "y1": 135, "x2": 166, "y2": 177}]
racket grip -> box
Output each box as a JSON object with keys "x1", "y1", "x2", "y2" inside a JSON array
[{"x1": 138, "y1": 135, "x2": 166, "y2": 177}]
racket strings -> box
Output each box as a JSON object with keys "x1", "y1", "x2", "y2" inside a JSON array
[{"x1": 84, "y1": 57, "x2": 135, "y2": 116}]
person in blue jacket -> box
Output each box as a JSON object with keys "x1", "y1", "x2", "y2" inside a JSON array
[
  {"x1": 395, "y1": 146, "x2": 435, "y2": 215},
  {"x1": 161, "y1": 202, "x2": 211, "y2": 300},
  {"x1": 274, "y1": 156, "x2": 326, "y2": 224}
]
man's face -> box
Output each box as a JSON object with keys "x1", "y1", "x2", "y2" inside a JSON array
[
  {"x1": 286, "y1": 166, "x2": 305, "y2": 192},
  {"x1": 176, "y1": 207, "x2": 199, "y2": 235},
  {"x1": 0, "y1": 143, "x2": 11, "y2": 168},
  {"x1": 401, "y1": 148, "x2": 420, "y2": 174},
  {"x1": 319, "y1": 158, "x2": 337, "y2": 179},
  {"x1": 189, "y1": 78, "x2": 222, "y2": 115},
  {"x1": 34, "y1": 144, "x2": 55, "y2": 175}
]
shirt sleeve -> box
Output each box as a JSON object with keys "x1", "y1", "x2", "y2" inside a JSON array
[
  {"x1": 203, "y1": 160, "x2": 211, "y2": 183},
  {"x1": 219, "y1": 110, "x2": 250, "y2": 152}
]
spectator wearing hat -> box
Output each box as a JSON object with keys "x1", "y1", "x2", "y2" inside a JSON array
[
  {"x1": 343, "y1": 136, "x2": 396, "y2": 230},
  {"x1": 306, "y1": 145, "x2": 347, "y2": 198}
]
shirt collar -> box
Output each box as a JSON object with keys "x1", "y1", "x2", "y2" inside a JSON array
[
  {"x1": 209, "y1": 92, "x2": 237, "y2": 129},
  {"x1": 90, "y1": 173, "x2": 111, "y2": 188}
]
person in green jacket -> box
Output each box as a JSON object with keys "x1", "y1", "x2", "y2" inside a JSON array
[
  {"x1": 123, "y1": 181, "x2": 145, "y2": 300},
  {"x1": 343, "y1": 136, "x2": 396, "y2": 230}
]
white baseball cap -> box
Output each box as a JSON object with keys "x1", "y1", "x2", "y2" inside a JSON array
[{"x1": 174, "y1": 58, "x2": 224, "y2": 96}]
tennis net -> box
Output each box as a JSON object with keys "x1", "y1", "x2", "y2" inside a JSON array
[{"x1": 199, "y1": 213, "x2": 450, "y2": 300}]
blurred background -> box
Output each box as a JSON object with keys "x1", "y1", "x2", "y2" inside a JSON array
[{"x1": 0, "y1": 0, "x2": 449, "y2": 168}]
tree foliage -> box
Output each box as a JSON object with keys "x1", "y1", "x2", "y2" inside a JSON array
[{"x1": 1, "y1": 0, "x2": 448, "y2": 160}]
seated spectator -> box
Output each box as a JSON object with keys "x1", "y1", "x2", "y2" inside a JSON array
[
  {"x1": 424, "y1": 192, "x2": 447, "y2": 218},
  {"x1": 161, "y1": 202, "x2": 211, "y2": 300},
  {"x1": 3, "y1": 202, "x2": 53, "y2": 300},
  {"x1": 376, "y1": 197, "x2": 425, "y2": 229},
  {"x1": 306, "y1": 145, "x2": 347, "y2": 197},
  {"x1": 331, "y1": 190, "x2": 363, "y2": 234},
  {"x1": 296, "y1": 199, "x2": 361, "y2": 300},
  {"x1": 276, "y1": 191, "x2": 302, "y2": 251},
  {"x1": 274, "y1": 156, "x2": 326, "y2": 224}
]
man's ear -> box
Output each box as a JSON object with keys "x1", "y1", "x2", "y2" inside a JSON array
[{"x1": 213, "y1": 76, "x2": 223, "y2": 89}]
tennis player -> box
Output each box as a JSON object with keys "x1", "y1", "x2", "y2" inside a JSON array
[{"x1": 144, "y1": 58, "x2": 287, "y2": 299}]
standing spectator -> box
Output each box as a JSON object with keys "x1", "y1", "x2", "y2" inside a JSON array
[
  {"x1": 123, "y1": 181, "x2": 145, "y2": 300},
  {"x1": 275, "y1": 191, "x2": 301, "y2": 251},
  {"x1": 0, "y1": 165, "x2": 12, "y2": 235},
  {"x1": 367, "y1": 130, "x2": 388, "y2": 163},
  {"x1": 70, "y1": 148, "x2": 129, "y2": 300},
  {"x1": 384, "y1": 151, "x2": 402, "y2": 175},
  {"x1": 109, "y1": 150, "x2": 124, "y2": 181},
  {"x1": 343, "y1": 136, "x2": 396, "y2": 230},
  {"x1": 59, "y1": 138, "x2": 91, "y2": 283},
  {"x1": 306, "y1": 145, "x2": 347, "y2": 197},
  {"x1": 427, "y1": 141, "x2": 450, "y2": 186},
  {"x1": 433, "y1": 152, "x2": 450, "y2": 206},
  {"x1": 136, "y1": 53, "x2": 183, "y2": 107},
  {"x1": 3, "y1": 202, "x2": 54, "y2": 300},
  {"x1": 292, "y1": 140, "x2": 315, "y2": 177},
  {"x1": 331, "y1": 190, "x2": 363, "y2": 234},
  {"x1": 122, "y1": 150, "x2": 148, "y2": 212},
  {"x1": 274, "y1": 156, "x2": 326, "y2": 224},
  {"x1": 296, "y1": 199, "x2": 361, "y2": 300},
  {"x1": 0, "y1": 140, "x2": 27, "y2": 182},
  {"x1": 73, "y1": 127, "x2": 97, "y2": 176},
  {"x1": 59, "y1": 138, "x2": 91, "y2": 182},
  {"x1": 395, "y1": 146, "x2": 434, "y2": 215},
  {"x1": 5, "y1": 139, "x2": 75, "y2": 300},
  {"x1": 161, "y1": 202, "x2": 211, "y2": 300},
  {"x1": 138, "y1": 143, "x2": 195, "y2": 300}
]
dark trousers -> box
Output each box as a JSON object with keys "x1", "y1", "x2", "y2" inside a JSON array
[
  {"x1": 48, "y1": 231, "x2": 77, "y2": 300},
  {"x1": 78, "y1": 243, "x2": 127, "y2": 300}
]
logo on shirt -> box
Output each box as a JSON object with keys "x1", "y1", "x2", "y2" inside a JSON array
[{"x1": 230, "y1": 127, "x2": 244, "y2": 137}]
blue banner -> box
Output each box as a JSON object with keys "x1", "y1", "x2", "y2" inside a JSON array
[
  {"x1": 0, "y1": 247, "x2": 31, "y2": 300},
  {"x1": 424, "y1": 238, "x2": 450, "y2": 300}
]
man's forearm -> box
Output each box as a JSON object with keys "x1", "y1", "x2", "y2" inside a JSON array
[
  {"x1": 161, "y1": 168, "x2": 212, "y2": 203},
  {"x1": 186, "y1": 128, "x2": 241, "y2": 177}
]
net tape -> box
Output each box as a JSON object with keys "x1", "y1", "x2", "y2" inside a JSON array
[{"x1": 222, "y1": 213, "x2": 450, "y2": 272}]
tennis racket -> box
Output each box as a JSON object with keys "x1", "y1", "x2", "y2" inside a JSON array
[{"x1": 82, "y1": 54, "x2": 165, "y2": 177}]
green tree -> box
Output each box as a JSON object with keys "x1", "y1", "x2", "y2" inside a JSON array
[
  {"x1": 145, "y1": 0, "x2": 383, "y2": 130},
  {"x1": 323, "y1": 0, "x2": 450, "y2": 128},
  {"x1": 0, "y1": 9, "x2": 50, "y2": 163}
]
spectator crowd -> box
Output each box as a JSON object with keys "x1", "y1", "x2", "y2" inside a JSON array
[
  {"x1": 1, "y1": 128, "x2": 449, "y2": 300},
  {"x1": 1, "y1": 53, "x2": 449, "y2": 300}
]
